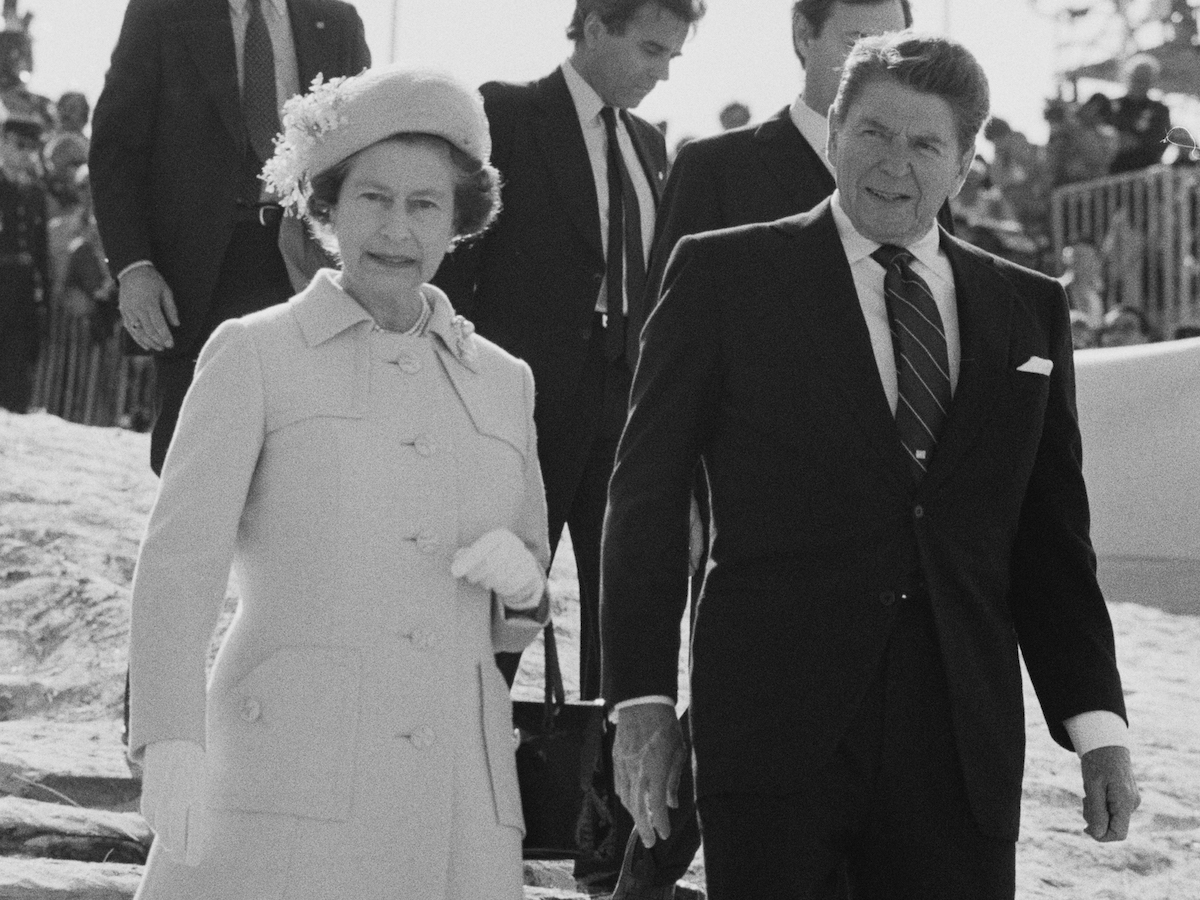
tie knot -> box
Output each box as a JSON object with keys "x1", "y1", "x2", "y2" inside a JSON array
[{"x1": 871, "y1": 244, "x2": 914, "y2": 271}]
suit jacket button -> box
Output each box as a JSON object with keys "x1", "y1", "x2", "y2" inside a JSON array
[
  {"x1": 240, "y1": 697, "x2": 262, "y2": 723},
  {"x1": 879, "y1": 591, "x2": 896, "y2": 607},
  {"x1": 913, "y1": 505, "x2": 925, "y2": 519}
]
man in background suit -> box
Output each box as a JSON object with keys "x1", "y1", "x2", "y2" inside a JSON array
[
  {"x1": 603, "y1": 32, "x2": 1139, "y2": 899},
  {"x1": 90, "y1": 0, "x2": 369, "y2": 476},
  {"x1": 434, "y1": 0, "x2": 705, "y2": 711},
  {"x1": 647, "y1": 0, "x2": 922, "y2": 300}
]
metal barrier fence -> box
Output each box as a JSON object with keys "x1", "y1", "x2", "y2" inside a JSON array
[
  {"x1": 30, "y1": 301, "x2": 155, "y2": 430},
  {"x1": 1051, "y1": 164, "x2": 1200, "y2": 335}
]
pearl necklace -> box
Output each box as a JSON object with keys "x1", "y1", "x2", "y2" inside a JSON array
[{"x1": 372, "y1": 293, "x2": 433, "y2": 337}]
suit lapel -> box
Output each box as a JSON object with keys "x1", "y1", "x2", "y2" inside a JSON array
[
  {"x1": 622, "y1": 110, "x2": 666, "y2": 205},
  {"x1": 919, "y1": 233, "x2": 1015, "y2": 494},
  {"x1": 531, "y1": 69, "x2": 604, "y2": 262},
  {"x1": 771, "y1": 202, "x2": 912, "y2": 491},
  {"x1": 174, "y1": 0, "x2": 246, "y2": 150},
  {"x1": 288, "y1": 0, "x2": 337, "y2": 90},
  {"x1": 754, "y1": 108, "x2": 835, "y2": 208}
]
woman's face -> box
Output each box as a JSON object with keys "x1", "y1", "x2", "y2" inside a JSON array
[{"x1": 331, "y1": 137, "x2": 456, "y2": 309}]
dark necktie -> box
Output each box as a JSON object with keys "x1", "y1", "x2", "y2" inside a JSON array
[
  {"x1": 243, "y1": 0, "x2": 279, "y2": 164},
  {"x1": 871, "y1": 244, "x2": 952, "y2": 481},
  {"x1": 600, "y1": 106, "x2": 647, "y2": 363}
]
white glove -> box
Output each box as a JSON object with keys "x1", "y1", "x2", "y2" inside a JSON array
[
  {"x1": 451, "y1": 528, "x2": 546, "y2": 611},
  {"x1": 140, "y1": 739, "x2": 209, "y2": 867}
]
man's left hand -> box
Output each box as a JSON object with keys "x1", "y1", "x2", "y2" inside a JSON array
[{"x1": 1080, "y1": 745, "x2": 1140, "y2": 841}]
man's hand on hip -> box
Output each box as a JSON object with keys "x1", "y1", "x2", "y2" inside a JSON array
[
  {"x1": 119, "y1": 264, "x2": 178, "y2": 351},
  {"x1": 1081, "y1": 744, "x2": 1140, "y2": 841},
  {"x1": 613, "y1": 703, "x2": 686, "y2": 848}
]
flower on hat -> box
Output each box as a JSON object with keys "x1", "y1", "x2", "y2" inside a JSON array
[{"x1": 261, "y1": 73, "x2": 351, "y2": 214}]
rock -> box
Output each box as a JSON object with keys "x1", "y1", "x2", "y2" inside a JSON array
[
  {"x1": 0, "y1": 796, "x2": 150, "y2": 864},
  {"x1": 0, "y1": 856, "x2": 141, "y2": 900}
]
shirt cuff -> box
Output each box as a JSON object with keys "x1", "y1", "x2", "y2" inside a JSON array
[
  {"x1": 117, "y1": 260, "x2": 155, "y2": 281},
  {"x1": 609, "y1": 695, "x2": 674, "y2": 723},
  {"x1": 1063, "y1": 710, "x2": 1128, "y2": 757}
]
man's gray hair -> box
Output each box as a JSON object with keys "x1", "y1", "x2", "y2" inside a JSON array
[{"x1": 829, "y1": 31, "x2": 990, "y2": 155}]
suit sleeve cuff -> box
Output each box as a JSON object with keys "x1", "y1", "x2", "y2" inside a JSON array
[{"x1": 1063, "y1": 710, "x2": 1128, "y2": 757}]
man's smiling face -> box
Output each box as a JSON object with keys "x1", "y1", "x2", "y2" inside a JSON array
[{"x1": 827, "y1": 75, "x2": 973, "y2": 246}]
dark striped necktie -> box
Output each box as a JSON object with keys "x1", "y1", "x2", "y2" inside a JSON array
[
  {"x1": 243, "y1": 0, "x2": 280, "y2": 164},
  {"x1": 871, "y1": 244, "x2": 952, "y2": 481},
  {"x1": 600, "y1": 106, "x2": 646, "y2": 364}
]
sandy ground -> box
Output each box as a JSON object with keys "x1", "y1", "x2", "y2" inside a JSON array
[{"x1": 2, "y1": 408, "x2": 1199, "y2": 897}]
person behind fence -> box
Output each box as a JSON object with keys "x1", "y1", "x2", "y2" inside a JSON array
[
  {"x1": 1103, "y1": 53, "x2": 1171, "y2": 175},
  {"x1": 0, "y1": 106, "x2": 49, "y2": 413},
  {"x1": 602, "y1": 31, "x2": 1139, "y2": 900},
  {"x1": 1099, "y1": 303, "x2": 1155, "y2": 347},
  {"x1": 126, "y1": 66, "x2": 552, "y2": 900}
]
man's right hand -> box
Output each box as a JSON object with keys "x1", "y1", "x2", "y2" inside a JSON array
[
  {"x1": 119, "y1": 264, "x2": 178, "y2": 351},
  {"x1": 613, "y1": 703, "x2": 686, "y2": 848}
]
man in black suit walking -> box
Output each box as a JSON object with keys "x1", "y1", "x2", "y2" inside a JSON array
[
  {"x1": 90, "y1": 0, "x2": 369, "y2": 475},
  {"x1": 603, "y1": 31, "x2": 1139, "y2": 899},
  {"x1": 434, "y1": 0, "x2": 706, "y2": 709}
]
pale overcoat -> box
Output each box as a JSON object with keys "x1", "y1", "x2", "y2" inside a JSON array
[{"x1": 128, "y1": 271, "x2": 549, "y2": 899}]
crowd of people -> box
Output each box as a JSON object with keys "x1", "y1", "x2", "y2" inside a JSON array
[{"x1": 8, "y1": 1, "x2": 1188, "y2": 899}]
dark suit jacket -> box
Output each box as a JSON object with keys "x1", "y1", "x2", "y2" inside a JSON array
[
  {"x1": 600, "y1": 199, "x2": 1126, "y2": 841},
  {"x1": 89, "y1": 0, "x2": 369, "y2": 357},
  {"x1": 647, "y1": 105, "x2": 955, "y2": 304},
  {"x1": 433, "y1": 67, "x2": 667, "y2": 493}
]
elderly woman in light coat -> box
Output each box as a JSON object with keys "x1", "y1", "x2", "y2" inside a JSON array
[{"x1": 128, "y1": 66, "x2": 550, "y2": 900}]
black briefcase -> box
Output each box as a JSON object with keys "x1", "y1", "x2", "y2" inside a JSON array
[{"x1": 512, "y1": 623, "x2": 622, "y2": 862}]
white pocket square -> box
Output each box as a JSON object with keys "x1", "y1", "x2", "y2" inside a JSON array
[{"x1": 1016, "y1": 356, "x2": 1053, "y2": 376}]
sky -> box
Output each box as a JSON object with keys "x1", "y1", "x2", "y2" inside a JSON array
[{"x1": 16, "y1": 0, "x2": 1086, "y2": 146}]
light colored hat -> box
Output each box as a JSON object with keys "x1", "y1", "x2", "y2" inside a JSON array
[{"x1": 262, "y1": 65, "x2": 490, "y2": 213}]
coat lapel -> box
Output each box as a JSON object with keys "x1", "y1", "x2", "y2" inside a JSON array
[
  {"x1": 771, "y1": 202, "x2": 912, "y2": 491},
  {"x1": 754, "y1": 108, "x2": 835, "y2": 208},
  {"x1": 919, "y1": 233, "x2": 1015, "y2": 495},
  {"x1": 531, "y1": 69, "x2": 604, "y2": 262},
  {"x1": 622, "y1": 110, "x2": 666, "y2": 205},
  {"x1": 174, "y1": 0, "x2": 246, "y2": 150}
]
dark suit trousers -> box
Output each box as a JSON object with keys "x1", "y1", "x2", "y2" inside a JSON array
[
  {"x1": 496, "y1": 314, "x2": 631, "y2": 701},
  {"x1": 149, "y1": 219, "x2": 293, "y2": 475},
  {"x1": 697, "y1": 592, "x2": 1016, "y2": 900}
]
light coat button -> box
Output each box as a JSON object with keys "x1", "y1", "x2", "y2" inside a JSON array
[
  {"x1": 395, "y1": 352, "x2": 421, "y2": 374},
  {"x1": 408, "y1": 628, "x2": 436, "y2": 651},
  {"x1": 240, "y1": 697, "x2": 262, "y2": 723},
  {"x1": 413, "y1": 435, "x2": 436, "y2": 457},
  {"x1": 415, "y1": 531, "x2": 440, "y2": 554},
  {"x1": 399, "y1": 725, "x2": 436, "y2": 750}
]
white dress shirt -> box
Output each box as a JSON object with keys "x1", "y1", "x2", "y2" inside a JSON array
[
  {"x1": 561, "y1": 59, "x2": 656, "y2": 315},
  {"x1": 617, "y1": 193, "x2": 1128, "y2": 756},
  {"x1": 789, "y1": 93, "x2": 835, "y2": 176}
]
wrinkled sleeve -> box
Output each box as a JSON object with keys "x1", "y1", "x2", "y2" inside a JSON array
[
  {"x1": 491, "y1": 361, "x2": 551, "y2": 653},
  {"x1": 127, "y1": 320, "x2": 265, "y2": 760}
]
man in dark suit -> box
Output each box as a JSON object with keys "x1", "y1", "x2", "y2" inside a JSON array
[
  {"x1": 647, "y1": 0, "x2": 917, "y2": 300},
  {"x1": 434, "y1": 0, "x2": 706, "y2": 707},
  {"x1": 614, "y1": 6, "x2": 931, "y2": 896},
  {"x1": 602, "y1": 32, "x2": 1140, "y2": 899},
  {"x1": 90, "y1": 0, "x2": 369, "y2": 475}
]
